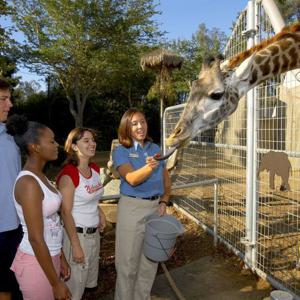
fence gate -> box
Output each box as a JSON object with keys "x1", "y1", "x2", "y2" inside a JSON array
[{"x1": 163, "y1": 0, "x2": 300, "y2": 298}]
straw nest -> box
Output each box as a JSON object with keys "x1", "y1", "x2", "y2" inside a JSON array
[{"x1": 140, "y1": 48, "x2": 183, "y2": 71}]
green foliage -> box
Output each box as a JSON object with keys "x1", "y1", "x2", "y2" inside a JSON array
[
  {"x1": 140, "y1": 98, "x2": 160, "y2": 144},
  {"x1": 10, "y1": 2, "x2": 228, "y2": 148},
  {"x1": 274, "y1": 0, "x2": 300, "y2": 22},
  {"x1": 146, "y1": 72, "x2": 177, "y2": 107},
  {"x1": 13, "y1": 74, "x2": 159, "y2": 150},
  {"x1": 167, "y1": 24, "x2": 227, "y2": 105},
  {"x1": 0, "y1": 0, "x2": 11, "y2": 50},
  {"x1": 0, "y1": 56, "x2": 19, "y2": 87},
  {"x1": 0, "y1": 0, "x2": 19, "y2": 86},
  {"x1": 12, "y1": 0, "x2": 163, "y2": 126},
  {"x1": 14, "y1": 80, "x2": 41, "y2": 101},
  {"x1": 13, "y1": 87, "x2": 74, "y2": 144}
]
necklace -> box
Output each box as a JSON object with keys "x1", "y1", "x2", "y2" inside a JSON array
[{"x1": 78, "y1": 165, "x2": 91, "y2": 177}]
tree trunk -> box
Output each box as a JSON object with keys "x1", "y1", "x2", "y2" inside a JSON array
[
  {"x1": 75, "y1": 115, "x2": 82, "y2": 127},
  {"x1": 66, "y1": 95, "x2": 78, "y2": 126},
  {"x1": 60, "y1": 78, "x2": 85, "y2": 127},
  {"x1": 77, "y1": 94, "x2": 87, "y2": 127},
  {"x1": 127, "y1": 83, "x2": 132, "y2": 107},
  {"x1": 66, "y1": 92, "x2": 86, "y2": 127}
]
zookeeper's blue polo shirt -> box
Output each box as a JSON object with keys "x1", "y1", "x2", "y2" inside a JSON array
[{"x1": 112, "y1": 141, "x2": 165, "y2": 198}]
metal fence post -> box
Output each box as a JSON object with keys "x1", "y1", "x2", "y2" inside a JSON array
[
  {"x1": 213, "y1": 182, "x2": 218, "y2": 247},
  {"x1": 242, "y1": 0, "x2": 257, "y2": 269}
]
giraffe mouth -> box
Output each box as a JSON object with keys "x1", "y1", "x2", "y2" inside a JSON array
[
  {"x1": 166, "y1": 105, "x2": 224, "y2": 149},
  {"x1": 166, "y1": 93, "x2": 226, "y2": 149},
  {"x1": 166, "y1": 121, "x2": 207, "y2": 148},
  {"x1": 166, "y1": 123, "x2": 187, "y2": 147}
]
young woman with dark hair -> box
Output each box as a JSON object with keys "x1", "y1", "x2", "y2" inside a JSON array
[{"x1": 7, "y1": 115, "x2": 71, "y2": 300}]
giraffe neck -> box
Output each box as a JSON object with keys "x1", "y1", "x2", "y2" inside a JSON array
[{"x1": 234, "y1": 30, "x2": 300, "y2": 98}]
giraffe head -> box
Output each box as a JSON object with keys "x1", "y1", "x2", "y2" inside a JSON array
[
  {"x1": 166, "y1": 22, "x2": 300, "y2": 149},
  {"x1": 165, "y1": 56, "x2": 226, "y2": 148},
  {"x1": 165, "y1": 53, "x2": 259, "y2": 148},
  {"x1": 165, "y1": 54, "x2": 255, "y2": 148}
]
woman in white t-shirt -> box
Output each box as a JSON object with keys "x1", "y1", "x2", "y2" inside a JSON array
[
  {"x1": 56, "y1": 127, "x2": 106, "y2": 300},
  {"x1": 7, "y1": 115, "x2": 71, "y2": 300}
]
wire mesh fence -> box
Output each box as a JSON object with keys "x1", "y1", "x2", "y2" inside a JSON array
[{"x1": 164, "y1": 1, "x2": 300, "y2": 297}]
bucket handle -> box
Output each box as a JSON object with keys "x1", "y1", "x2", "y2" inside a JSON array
[
  {"x1": 145, "y1": 215, "x2": 185, "y2": 237},
  {"x1": 154, "y1": 233, "x2": 177, "y2": 260}
]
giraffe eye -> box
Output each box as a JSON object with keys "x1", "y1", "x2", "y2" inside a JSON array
[{"x1": 210, "y1": 92, "x2": 224, "y2": 100}]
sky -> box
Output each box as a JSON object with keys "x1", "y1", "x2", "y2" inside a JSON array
[
  {"x1": 155, "y1": 0, "x2": 247, "y2": 40},
  {"x1": 2, "y1": 0, "x2": 248, "y2": 90}
]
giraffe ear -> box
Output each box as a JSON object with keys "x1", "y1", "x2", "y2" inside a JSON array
[{"x1": 235, "y1": 53, "x2": 256, "y2": 81}]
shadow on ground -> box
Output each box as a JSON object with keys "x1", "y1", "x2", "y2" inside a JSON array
[{"x1": 100, "y1": 254, "x2": 271, "y2": 300}]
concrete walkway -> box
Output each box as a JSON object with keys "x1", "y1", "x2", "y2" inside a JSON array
[{"x1": 101, "y1": 255, "x2": 272, "y2": 300}]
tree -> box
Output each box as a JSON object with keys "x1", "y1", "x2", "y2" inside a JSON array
[
  {"x1": 14, "y1": 80, "x2": 41, "y2": 102},
  {"x1": 274, "y1": 0, "x2": 300, "y2": 23},
  {"x1": 167, "y1": 23, "x2": 227, "y2": 104},
  {"x1": 0, "y1": 0, "x2": 19, "y2": 85},
  {"x1": 0, "y1": 0, "x2": 10, "y2": 52},
  {"x1": 12, "y1": 0, "x2": 163, "y2": 126}
]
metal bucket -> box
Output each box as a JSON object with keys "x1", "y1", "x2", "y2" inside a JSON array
[
  {"x1": 144, "y1": 214, "x2": 184, "y2": 262},
  {"x1": 270, "y1": 290, "x2": 293, "y2": 300}
]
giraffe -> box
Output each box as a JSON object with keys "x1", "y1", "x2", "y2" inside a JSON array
[{"x1": 165, "y1": 22, "x2": 300, "y2": 150}]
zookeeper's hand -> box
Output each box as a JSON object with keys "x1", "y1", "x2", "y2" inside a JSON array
[
  {"x1": 146, "y1": 156, "x2": 159, "y2": 170},
  {"x1": 72, "y1": 244, "x2": 85, "y2": 264},
  {"x1": 157, "y1": 201, "x2": 167, "y2": 216}
]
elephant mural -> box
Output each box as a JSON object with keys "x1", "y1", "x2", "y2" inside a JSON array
[{"x1": 258, "y1": 151, "x2": 292, "y2": 191}]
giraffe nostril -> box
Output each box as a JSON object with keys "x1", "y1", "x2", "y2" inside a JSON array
[
  {"x1": 174, "y1": 127, "x2": 182, "y2": 136},
  {"x1": 210, "y1": 91, "x2": 224, "y2": 100}
]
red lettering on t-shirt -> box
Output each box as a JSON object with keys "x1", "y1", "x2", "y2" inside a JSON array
[{"x1": 84, "y1": 183, "x2": 103, "y2": 194}]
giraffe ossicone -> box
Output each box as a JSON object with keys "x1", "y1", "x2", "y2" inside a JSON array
[{"x1": 166, "y1": 22, "x2": 300, "y2": 149}]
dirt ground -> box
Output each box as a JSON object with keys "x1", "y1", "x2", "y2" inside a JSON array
[{"x1": 81, "y1": 207, "x2": 272, "y2": 299}]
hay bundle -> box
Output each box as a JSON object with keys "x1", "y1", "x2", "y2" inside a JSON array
[
  {"x1": 140, "y1": 48, "x2": 183, "y2": 71},
  {"x1": 140, "y1": 48, "x2": 183, "y2": 146}
]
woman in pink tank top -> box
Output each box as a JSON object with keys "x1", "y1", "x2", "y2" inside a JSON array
[{"x1": 7, "y1": 115, "x2": 71, "y2": 300}]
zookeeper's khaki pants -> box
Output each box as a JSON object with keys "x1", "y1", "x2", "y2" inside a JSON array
[
  {"x1": 114, "y1": 195, "x2": 159, "y2": 300},
  {"x1": 63, "y1": 228, "x2": 100, "y2": 300}
]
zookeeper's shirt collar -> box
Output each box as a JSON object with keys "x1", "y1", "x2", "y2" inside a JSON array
[{"x1": 133, "y1": 140, "x2": 150, "y2": 151}]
